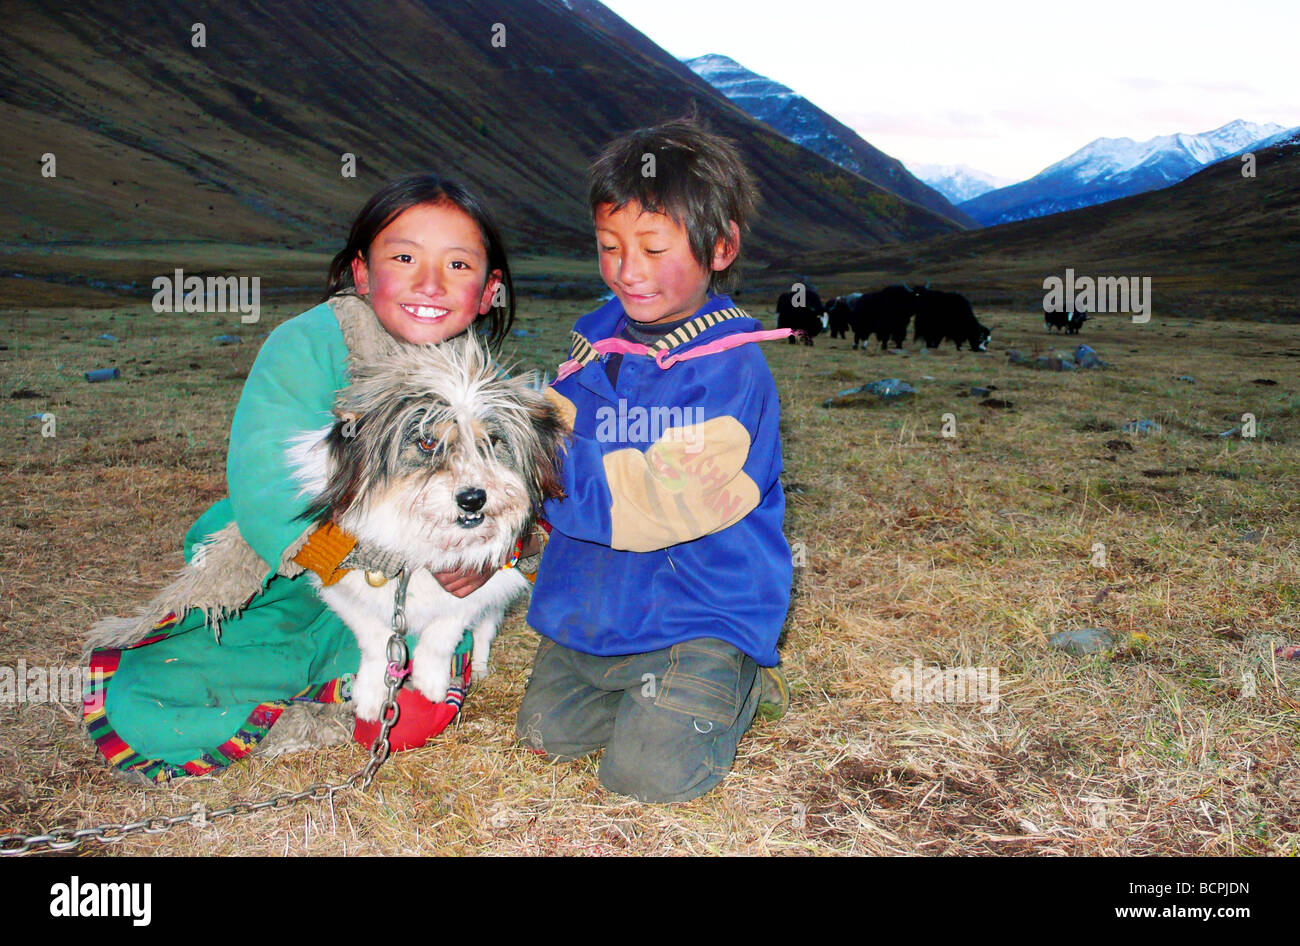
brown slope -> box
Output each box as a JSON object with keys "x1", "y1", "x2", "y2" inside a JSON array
[
  {"x1": 793, "y1": 138, "x2": 1300, "y2": 320},
  {"x1": 0, "y1": 0, "x2": 959, "y2": 272}
]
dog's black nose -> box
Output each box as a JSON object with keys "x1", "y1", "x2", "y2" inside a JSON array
[{"x1": 456, "y1": 487, "x2": 486, "y2": 513}]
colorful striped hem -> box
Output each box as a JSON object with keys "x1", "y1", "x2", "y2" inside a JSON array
[{"x1": 82, "y1": 611, "x2": 350, "y2": 783}]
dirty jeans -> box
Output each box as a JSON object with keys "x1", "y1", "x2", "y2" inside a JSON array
[{"x1": 515, "y1": 635, "x2": 761, "y2": 803}]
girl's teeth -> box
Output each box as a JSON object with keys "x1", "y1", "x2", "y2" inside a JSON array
[{"x1": 402, "y1": 304, "x2": 448, "y2": 318}]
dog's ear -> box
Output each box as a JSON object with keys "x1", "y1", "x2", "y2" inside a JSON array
[
  {"x1": 298, "y1": 411, "x2": 367, "y2": 524},
  {"x1": 529, "y1": 391, "x2": 570, "y2": 503}
]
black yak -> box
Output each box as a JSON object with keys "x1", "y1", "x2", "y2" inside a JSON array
[
  {"x1": 776, "y1": 285, "x2": 825, "y2": 346},
  {"x1": 1045, "y1": 309, "x2": 1088, "y2": 334},
  {"x1": 848, "y1": 285, "x2": 914, "y2": 351},
  {"x1": 824, "y1": 293, "x2": 859, "y2": 340},
  {"x1": 911, "y1": 287, "x2": 990, "y2": 351}
]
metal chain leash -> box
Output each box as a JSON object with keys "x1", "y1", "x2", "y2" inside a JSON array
[{"x1": 0, "y1": 570, "x2": 416, "y2": 856}]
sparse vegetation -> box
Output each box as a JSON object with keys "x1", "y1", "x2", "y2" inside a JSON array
[{"x1": 2, "y1": 298, "x2": 1296, "y2": 855}]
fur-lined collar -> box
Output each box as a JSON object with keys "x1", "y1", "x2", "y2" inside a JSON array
[{"x1": 327, "y1": 290, "x2": 406, "y2": 369}]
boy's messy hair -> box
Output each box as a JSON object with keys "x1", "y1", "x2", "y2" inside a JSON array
[
  {"x1": 587, "y1": 115, "x2": 758, "y2": 291},
  {"x1": 325, "y1": 173, "x2": 515, "y2": 348}
]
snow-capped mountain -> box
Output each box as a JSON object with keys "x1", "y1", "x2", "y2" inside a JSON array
[
  {"x1": 684, "y1": 53, "x2": 976, "y2": 228},
  {"x1": 959, "y1": 120, "x2": 1285, "y2": 226},
  {"x1": 1224, "y1": 123, "x2": 1300, "y2": 156},
  {"x1": 905, "y1": 163, "x2": 1018, "y2": 204}
]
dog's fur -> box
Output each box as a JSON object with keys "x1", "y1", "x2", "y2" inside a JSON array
[{"x1": 87, "y1": 332, "x2": 568, "y2": 723}]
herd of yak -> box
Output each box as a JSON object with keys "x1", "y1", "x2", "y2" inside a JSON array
[{"x1": 773, "y1": 283, "x2": 1091, "y2": 352}]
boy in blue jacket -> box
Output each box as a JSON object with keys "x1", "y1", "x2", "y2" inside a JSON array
[{"x1": 517, "y1": 118, "x2": 793, "y2": 802}]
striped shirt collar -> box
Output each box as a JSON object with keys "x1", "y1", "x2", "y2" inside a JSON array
[{"x1": 567, "y1": 295, "x2": 754, "y2": 366}]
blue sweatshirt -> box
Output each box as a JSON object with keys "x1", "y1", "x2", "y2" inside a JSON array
[{"x1": 527, "y1": 293, "x2": 792, "y2": 666}]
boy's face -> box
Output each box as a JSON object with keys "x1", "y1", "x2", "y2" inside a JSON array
[
  {"x1": 351, "y1": 201, "x2": 501, "y2": 345},
  {"x1": 594, "y1": 201, "x2": 738, "y2": 326}
]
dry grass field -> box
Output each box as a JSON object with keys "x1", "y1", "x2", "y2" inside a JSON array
[{"x1": 1, "y1": 297, "x2": 1297, "y2": 856}]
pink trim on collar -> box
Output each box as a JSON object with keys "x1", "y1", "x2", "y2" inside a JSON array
[
  {"x1": 654, "y1": 329, "x2": 795, "y2": 368},
  {"x1": 552, "y1": 327, "x2": 795, "y2": 382}
]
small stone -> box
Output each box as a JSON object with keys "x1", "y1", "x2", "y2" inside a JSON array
[
  {"x1": 823, "y1": 379, "x2": 917, "y2": 406},
  {"x1": 1037, "y1": 354, "x2": 1076, "y2": 371},
  {"x1": 1048, "y1": 627, "x2": 1116, "y2": 656},
  {"x1": 1074, "y1": 345, "x2": 1104, "y2": 369},
  {"x1": 864, "y1": 378, "x2": 916, "y2": 397},
  {"x1": 1120, "y1": 420, "x2": 1161, "y2": 434}
]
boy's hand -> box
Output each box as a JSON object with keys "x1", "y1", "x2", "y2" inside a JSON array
[{"x1": 433, "y1": 563, "x2": 497, "y2": 598}]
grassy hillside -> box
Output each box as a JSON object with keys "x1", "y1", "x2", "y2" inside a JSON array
[{"x1": 0, "y1": 0, "x2": 960, "y2": 296}]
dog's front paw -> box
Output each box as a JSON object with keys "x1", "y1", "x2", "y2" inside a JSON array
[
  {"x1": 353, "y1": 677, "x2": 386, "y2": 724},
  {"x1": 471, "y1": 658, "x2": 491, "y2": 685},
  {"x1": 411, "y1": 660, "x2": 451, "y2": 705}
]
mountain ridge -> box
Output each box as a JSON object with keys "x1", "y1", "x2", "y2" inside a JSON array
[
  {"x1": 905, "y1": 163, "x2": 1017, "y2": 204},
  {"x1": 792, "y1": 136, "x2": 1300, "y2": 322},
  {"x1": 684, "y1": 53, "x2": 976, "y2": 229},
  {"x1": 960, "y1": 119, "x2": 1286, "y2": 225}
]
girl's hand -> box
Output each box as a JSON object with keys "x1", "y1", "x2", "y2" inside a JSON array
[{"x1": 433, "y1": 563, "x2": 497, "y2": 598}]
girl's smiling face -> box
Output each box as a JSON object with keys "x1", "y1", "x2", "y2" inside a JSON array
[
  {"x1": 351, "y1": 201, "x2": 501, "y2": 345},
  {"x1": 594, "y1": 201, "x2": 739, "y2": 326}
]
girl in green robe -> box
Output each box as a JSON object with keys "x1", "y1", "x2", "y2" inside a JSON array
[{"x1": 84, "y1": 175, "x2": 517, "y2": 781}]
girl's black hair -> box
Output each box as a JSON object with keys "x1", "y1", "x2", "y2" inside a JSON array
[{"x1": 325, "y1": 174, "x2": 515, "y2": 348}]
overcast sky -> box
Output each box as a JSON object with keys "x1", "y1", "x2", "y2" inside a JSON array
[{"x1": 600, "y1": 0, "x2": 1300, "y2": 181}]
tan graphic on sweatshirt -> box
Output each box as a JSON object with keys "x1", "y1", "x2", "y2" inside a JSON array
[{"x1": 605, "y1": 415, "x2": 759, "y2": 552}]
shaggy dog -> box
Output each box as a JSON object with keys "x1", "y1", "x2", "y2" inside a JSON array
[{"x1": 87, "y1": 334, "x2": 568, "y2": 723}]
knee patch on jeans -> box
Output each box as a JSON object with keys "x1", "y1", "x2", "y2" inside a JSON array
[{"x1": 598, "y1": 644, "x2": 760, "y2": 803}]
